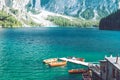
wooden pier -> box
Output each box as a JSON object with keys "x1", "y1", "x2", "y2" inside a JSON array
[{"x1": 59, "y1": 57, "x2": 90, "y2": 66}]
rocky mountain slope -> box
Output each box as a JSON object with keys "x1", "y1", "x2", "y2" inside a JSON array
[
  {"x1": 43, "y1": 0, "x2": 120, "y2": 19},
  {"x1": 0, "y1": 0, "x2": 55, "y2": 27},
  {"x1": 0, "y1": 0, "x2": 120, "y2": 27},
  {"x1": 26, "y1": 0, "x2": 120, "y2": 20}
]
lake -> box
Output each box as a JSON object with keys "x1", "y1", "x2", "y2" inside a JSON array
[{"x1": 0, "y1": 27, "x2": 120, "y2": 80}]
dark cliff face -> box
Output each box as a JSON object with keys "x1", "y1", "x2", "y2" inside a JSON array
[{"x1": 99, "y1": 10, "x2": 120, "y2": 30}]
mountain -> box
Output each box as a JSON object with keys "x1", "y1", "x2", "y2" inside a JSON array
[
  {"x1": 0, "y1": 0, "x2": 120, "y2": 27},
  {"x1": 99, "y1": 10, "x2": 120, "y2": 30},
  {"x1": 28, "y1": 0, "x2": 120, "y2": 20},
  {"x1": 43, "y1": 0, "x2": 120, "y2": 20}
]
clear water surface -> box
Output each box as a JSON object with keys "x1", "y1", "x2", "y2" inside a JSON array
[{"x1": 0, "y1": 27, "x2": 120, "y2": 80}]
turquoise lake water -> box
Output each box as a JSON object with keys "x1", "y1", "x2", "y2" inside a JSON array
[{"x1": 0, "y1": 27, "x2": 120, "y2": 80}]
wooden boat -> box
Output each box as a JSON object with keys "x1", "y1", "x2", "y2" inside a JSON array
[
  {"x1": 68, "y1": 69, "x2": 87, "y2": 74},
  {"x1": 49, "y1": 61, "x2": 67, "y2": 67},
  {"x1": 68, "y1": 57, "x2": 85, "y2": 62},
  {"x1": 43, "y1": 58, "x2": 58, "y2": 64},
  {"x1": 76, "y1": 58, "x2": 85, "y2": 62}
]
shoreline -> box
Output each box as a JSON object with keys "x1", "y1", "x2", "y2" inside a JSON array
[{"x1": 0, "y1": 26, "x2": 98, "y2": 29}]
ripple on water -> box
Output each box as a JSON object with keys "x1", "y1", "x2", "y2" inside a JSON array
[{"x1": 0, "y1": 28, "x2": 120, "y2": 80}]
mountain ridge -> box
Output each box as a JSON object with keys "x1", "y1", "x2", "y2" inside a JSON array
[
  {"x1": 44, "y1": 0, "x2": 120, "y2": 19},
  {"x1": 0, "y1": 0, "x2": 120, "y2": 27}
]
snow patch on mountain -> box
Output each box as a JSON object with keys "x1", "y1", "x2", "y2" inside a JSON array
[
  {"x1": 119, "y1": 2, "x2": 120, "y2": 9},
  {"x1": 0, "y1": 0, "x2": 5, "y2": 10},
  {"x1": 28, "y1": 10, "x2": 56, "y2": 27}
]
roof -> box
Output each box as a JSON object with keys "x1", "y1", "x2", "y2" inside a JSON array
[{"x1": 105, "y1": 57, "x2": 120, "y2": 70}]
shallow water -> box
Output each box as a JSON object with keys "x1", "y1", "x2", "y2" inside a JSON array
[{"x1": 0, "y1": 27, "x2": 120, "y2": 80}]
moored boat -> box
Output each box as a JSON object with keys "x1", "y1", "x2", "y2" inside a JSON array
[
  {"x1": 67, "y1": 57, "x2": 85, "y2": 62},
  {"x1": 49, "y1": 61, "x2": 67, "y2": 67},
  {"x1": 43, "y1": 58, "x2": 58, "y2": 64},
  {"x1": 76, "y1": 58, "x2": 85, "y2": 62},
  {"x1": 68, "y1": 69, "x2": 87, "y2": 74}
]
